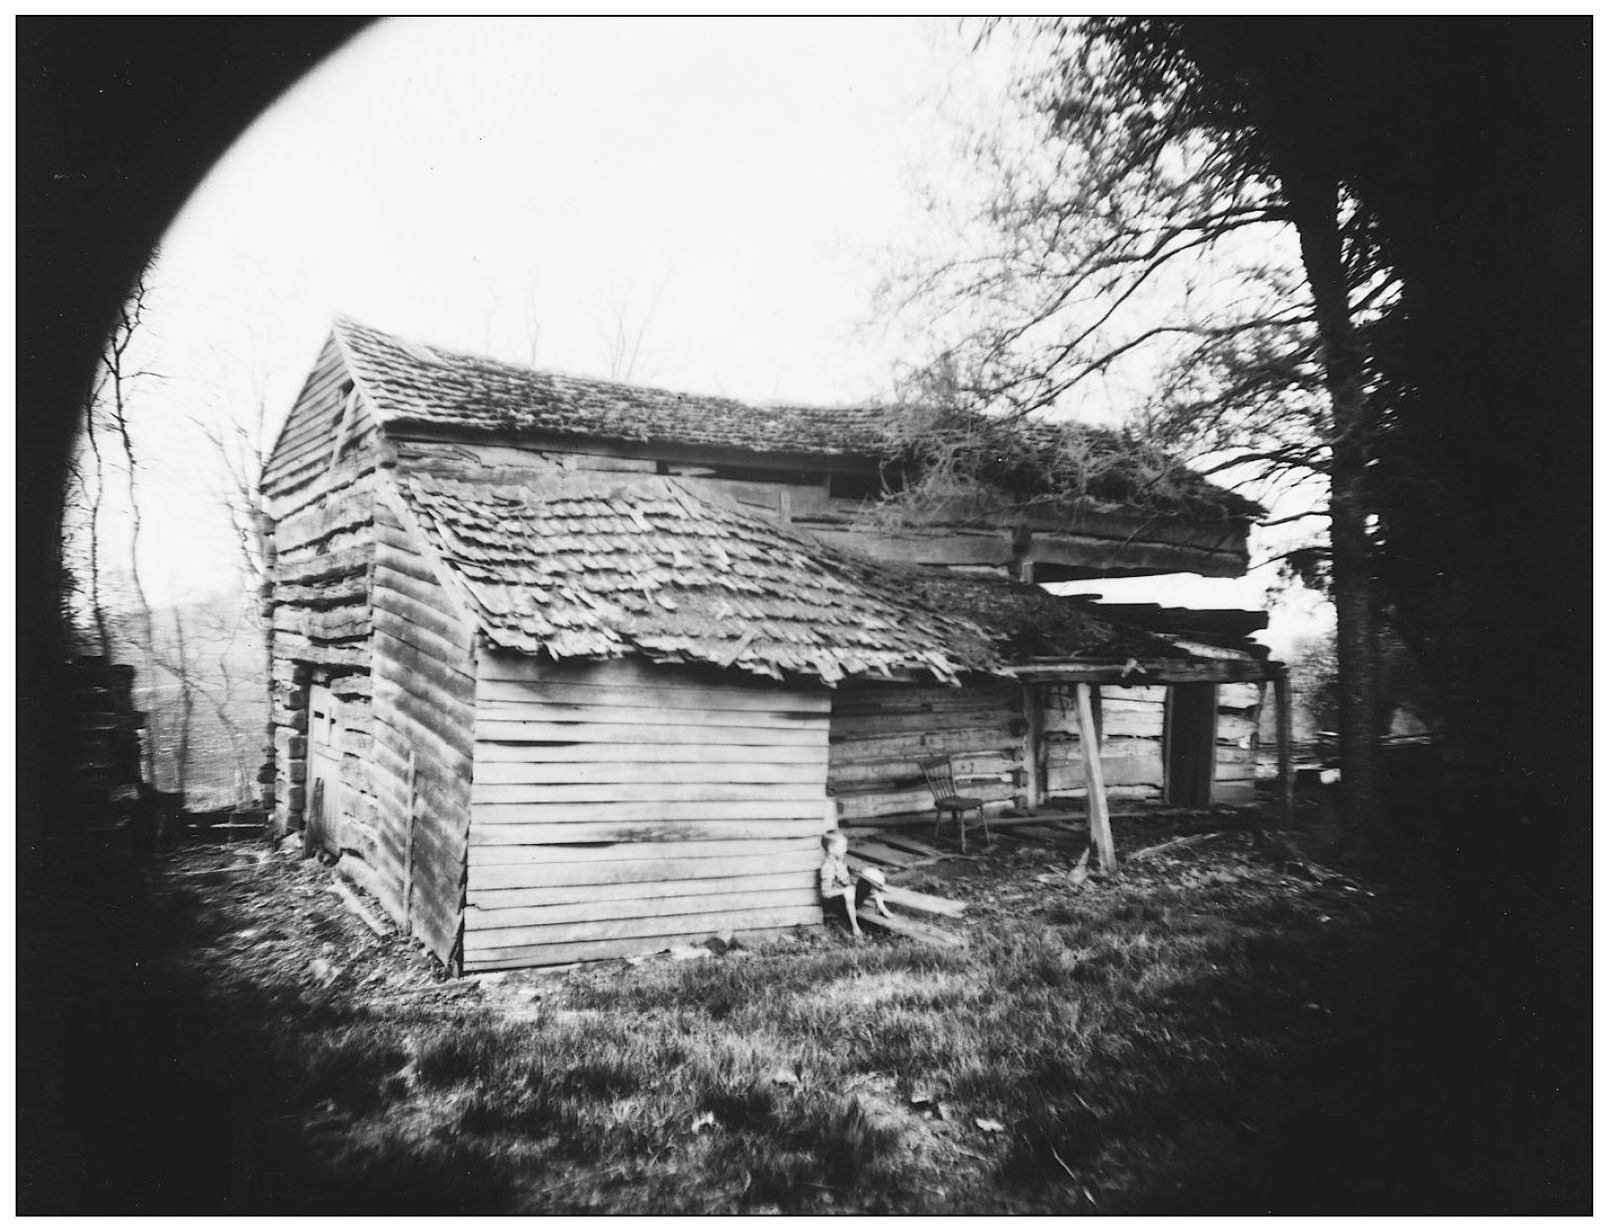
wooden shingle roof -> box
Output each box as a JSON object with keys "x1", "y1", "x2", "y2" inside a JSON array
[
  {"x1": 336, "y1": 316, "x2": 889, "y2": 460},
  {"x1": 389, "y1": 466, "x2": 1206, "y2": 686},
  {"x1": 392, "y1": 471, "x2": 1008, "y2": 685}
]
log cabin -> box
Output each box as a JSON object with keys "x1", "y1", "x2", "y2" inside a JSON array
[{"x1": 260, "y1": 317, "x2": 1279, "y2": 971}]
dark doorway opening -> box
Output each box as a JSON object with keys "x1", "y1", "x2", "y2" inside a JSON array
[{"x1": 1164, "y1": 683, "x2": 1217, "y2": 808}]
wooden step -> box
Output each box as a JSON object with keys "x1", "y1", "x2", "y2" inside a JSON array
[
  {"x1": 867, "y1": 832, "x2": 955, "y2": 860},
  {"x1": 858, "y1": 908, "x2": 967, "y2": 949},
  {"x1": 846, "y1": 842, "x2": 925, "y2": 870},
  {"x1": 883, "y1": 885, "x2": 967, "y2": 920}
]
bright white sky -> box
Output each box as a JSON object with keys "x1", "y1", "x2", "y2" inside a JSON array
[{"x1": 89, "y1": 16, "x2": 1329, "y2": 646}]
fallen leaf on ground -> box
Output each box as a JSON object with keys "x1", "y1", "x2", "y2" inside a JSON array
[
  {"x1": 974, "y1": 1117, "x2": 1005, "y2": 1133},
  {"x1": 769, "y1": 1068, "x2": 800, "y2": 1088}
]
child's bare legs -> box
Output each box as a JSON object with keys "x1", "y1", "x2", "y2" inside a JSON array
[{"x1": 842, "y1": 885, "x2": 863, "y2": 937}]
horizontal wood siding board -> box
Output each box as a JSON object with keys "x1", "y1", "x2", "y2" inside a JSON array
[
  {"x1": 476, "y1": 702, "x2": 829, "y2": 729},
  {"x1": 470, "y1": 849, "x2": 818, "y2": 891},
  {"x1": 470, "y1": 800, "x2": 833, "y2": 824},
  {"x1": 470, "y1": 782, "x2": 829, "y2": 806},
  {"x1": 372, "y1": 577, "x2": 473, "y2": 651},
  {"x1": 471, "y1": 760, "x2": 825, "y2": 787},
  {"x1": 475, "y1": 675, "x2": 828, "y2": 713},
  {"x1": 262, "y1": 347, "x2": 348, "y2": 485},
  {"x1": 828, "y1": 728, "x2": 1012, "y2": 764},
  {"x1": 471, "y1": 740, "x2": 828, "y2": 766},
  {"x1": 468, "y1": 871, "x2": 809, "y2": 912},
  {"x1": 474, "y1": 722, "x2": 823, "y2": 747},
  {"x1": 277, "y1": 544, "x2": 374, "y2": 585},
  {"x1": 370, "y1": 737, "x2": 472, "y2": 858},
  {"x1": 275, "y1": 489, "x2": 376, "y2": 552},
  {"x1": 476, "y1": 650, "x2": 826, "y2": 697},
  {"x1": 464, "y1": 904, "x2": 823, "y2": 953},
  {"x1": 470, "y1": 836, "x2": 820, "y2": 867},
  {"x1": 372, "y1": 613, "x2": 475, "y2": 690},
  {"x1": 469, "y1": 816, "x2": 826, "y2": 846},
  {"x1": 831, "y1": 712, "x2": 1022, "y2": 740},
  {"x1": 463, "y1": 924, "x2": 814, "y2": 971},
  {"x1": 372, "y1": 672, "x2": 476, "y2": 764},
  {"x1": 466, "y1": 885, "x2": 816, "y2": 932}
]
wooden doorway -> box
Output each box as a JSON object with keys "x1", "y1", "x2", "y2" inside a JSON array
[
  {"x1": 1164, "y1": 683, "x2": 1217, "y2": 808},
  {"x1": 305, "y1": 685, "x2": 344, "y2": 856}
]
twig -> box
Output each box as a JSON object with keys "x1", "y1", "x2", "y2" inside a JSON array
[
  {"x1": 1129, "y1": 832, "x2": 1222, "y2": 861},
  {"x1": 1050, "y1": 1145, "x2": 1079, "y2": 1182}
]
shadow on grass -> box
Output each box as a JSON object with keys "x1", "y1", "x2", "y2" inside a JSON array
[{"x1": 15, "y1": 847, "x2": 521, "y2": 1214}]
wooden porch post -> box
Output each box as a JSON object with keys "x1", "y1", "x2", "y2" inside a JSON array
[
  {"x1": 1274, "y1": 670, "x2": 1295, "y2": 823},
  {"x1": 1021, "y1": 683, "x2": 1044, "y2": 810},
  {"x1": 1076, "y1": 683, "x2": 1117, "y2": 872}
]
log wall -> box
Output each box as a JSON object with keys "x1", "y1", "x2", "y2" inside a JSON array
[
  {"x1": 829, "y1": 681, "x2": 1025, "y2": 823},
  {"x1": 464, "y1": 655, "x2": 831, "y2": 971},
  {"x1": 831, "y1": 679, "x2": 1264, "y2": 819},
  {"x1": 262, "y1": 337, "x2": 382, "y2": 848}
]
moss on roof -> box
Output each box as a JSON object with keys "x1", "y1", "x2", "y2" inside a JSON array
[{"x1": 333, "y1": 317, "x2": 1259, "y2": 520}]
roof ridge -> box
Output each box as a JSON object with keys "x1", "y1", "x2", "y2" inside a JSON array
[{"x1": 331, "y1": 314, "x2": 883, "y2": 416}]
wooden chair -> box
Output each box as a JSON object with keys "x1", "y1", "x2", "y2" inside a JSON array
[{"x1": 921, "y1": 755, "x2": 993, "y2": 852}]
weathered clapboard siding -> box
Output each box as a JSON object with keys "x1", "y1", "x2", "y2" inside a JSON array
[
  {"x1": 261, "y1": 336, "x2": 351, "y2": 492},
  {"x1": 366, "y1": 500, "x2": 479, "y2": 965},
  {"x1": 467, "y1": 870, "x2": 808, "y2": 913},
  {"x1": 465, "y1": 655, "x2": 831, "y2": 967},
  {"x1": 829, "y1": 681, "x2": 1024, "y2": 821}
]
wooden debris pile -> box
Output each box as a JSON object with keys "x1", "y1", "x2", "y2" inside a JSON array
[{"x1": 68, "y1": 656, "x2": 144, "y2": 814}]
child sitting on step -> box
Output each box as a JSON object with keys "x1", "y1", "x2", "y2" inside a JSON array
[{"x1": 819, "y1": 830, "x2": 893, "y2": 938}]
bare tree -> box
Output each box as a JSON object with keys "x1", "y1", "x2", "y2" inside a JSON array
[
  {"x1": 598, "y1": 269, "x2": 671, "y2": 382},
  {"x1": 882, "y1": 19, "x2": 1397, "y2": 836},
  {"x1": 91, "y1": 267, "x2": 166, "y2": 777}
]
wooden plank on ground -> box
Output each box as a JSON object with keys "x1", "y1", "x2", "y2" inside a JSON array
[
  {"x1": 883, "y1": 885, "x2": 967, "y2": 919},
  {"x1": 845, "y1": 841, "x2": 925, "y2": 869},
  {"x1": 857, "y1": 909, "x2": 967, "y2": 949},
  {"x1": 865, "y1": 831, "x2": 952, "y2": 860},
  {"x1": 981, "y1": 812, "x2": 1094, "y2": 828}
]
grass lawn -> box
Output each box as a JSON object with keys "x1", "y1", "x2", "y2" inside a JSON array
[{"x1": 17, "y1": 807, "x2": 1590, "y2": 1213}]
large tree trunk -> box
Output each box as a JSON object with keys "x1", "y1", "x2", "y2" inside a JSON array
[{"x1": 1288, "y1": 177, "x2": 1385, "y2": 841}]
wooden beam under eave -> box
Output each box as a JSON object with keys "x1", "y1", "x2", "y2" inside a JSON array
[{"x1": 1011, "y1": 659, "x2": 1277, "y2": 686}]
